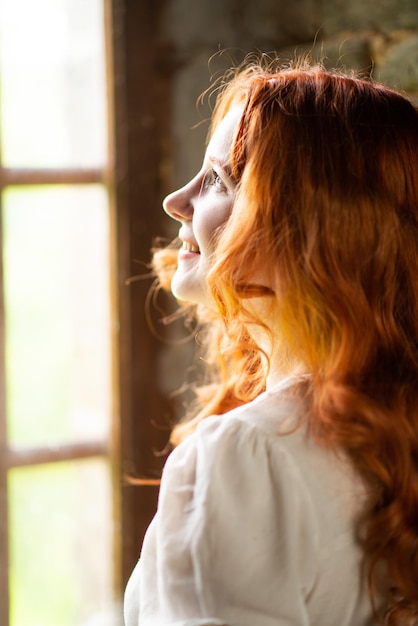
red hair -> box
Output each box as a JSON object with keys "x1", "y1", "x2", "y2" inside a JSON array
[{"x1": 153, "y1": 60, "x2": 418, "y2": 623}]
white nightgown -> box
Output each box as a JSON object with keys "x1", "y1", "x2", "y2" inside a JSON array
[{"x1": 124, "y1": 378, "x2": 378, "y2": 626}]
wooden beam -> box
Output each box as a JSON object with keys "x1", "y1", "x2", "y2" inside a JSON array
[
  {"x1": 0, "y1": 168, "x2": 104, "y2": 187},
  {"x1": 5, "y1": 441, "x2": 109, "y2": 468},
  {"x1": 110, "y1": 0, "x2": 174, "y2": 588}
]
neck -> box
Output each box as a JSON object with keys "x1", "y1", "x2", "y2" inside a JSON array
[
  {"x1": 264, "y1": 349, "x2": 306, "y2": 390},
  {"x1": 244, "y1": 295, "x2": 307, "y2": 390},
  {"x1": 246, "y1": 317, "x2": 304, "y2": 391}
]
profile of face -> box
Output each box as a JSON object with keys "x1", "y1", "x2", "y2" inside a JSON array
[{"x1": 163, "y1": 107, "x2": 242, "y2": 307}]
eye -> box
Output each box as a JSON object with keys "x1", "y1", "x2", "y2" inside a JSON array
[{"x1": 203, "y1": 168, "x2": 227, "y2": 191}]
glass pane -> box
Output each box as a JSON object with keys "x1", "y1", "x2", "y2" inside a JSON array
[
  {"x1": 0, "y1": 0, "x2": 107, "y2": 167},
  {"x1": 3, "y1": 185, "x2": 111, "y2": 447},
  {"x1": 8, "y1": 459, "x2": 119, "y2": 626}
]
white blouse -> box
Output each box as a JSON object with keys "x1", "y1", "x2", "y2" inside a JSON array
[{"x1": 124, "y1": 379, "x2": 378, "y2": 626}]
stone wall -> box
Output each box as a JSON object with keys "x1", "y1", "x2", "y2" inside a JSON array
[{"x1": 160, "y1": 0, "x2": 418, "y2": 189}]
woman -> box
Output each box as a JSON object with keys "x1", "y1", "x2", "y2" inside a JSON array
[{"x1": 124, "y1": 59, "x2": 418, "y2": 625}]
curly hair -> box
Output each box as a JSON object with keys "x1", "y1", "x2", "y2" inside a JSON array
[{"x1": 153, "y1": 59, "x2": 418, "y2": 624}]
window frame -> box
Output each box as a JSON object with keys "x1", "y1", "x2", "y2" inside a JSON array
[
  {"x1": 0, "y1": 2, "x2": 120, "y2": 621},
  {"x1": 0, "y1": 4, "x2": 175, "y2": 621},
  {"x1": 110, "y1": 0, "x2": 176, "y2": 586}
]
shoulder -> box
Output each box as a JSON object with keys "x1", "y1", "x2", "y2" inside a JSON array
[
  {"x1": 171, "y1": 376, "x2": 306, "y2": 453},
  {"x1": 165, "y1": 377, "x2": 367, "y2": 540},
  {"x1": 164, "y1": 378, "x2": 305, "y2": 482},
  {"x1": 162, "y1": 382, "x2": 312, "y2": 535},
  {"x1": 167, "y1": 377, "x2": 323, "y2": 488},
  {"x1": 156, "y1": 383, "x2": 322, "y2": 604},
  {"x1": 162, "y1": 378, "x2": 313, "y2": 508}
]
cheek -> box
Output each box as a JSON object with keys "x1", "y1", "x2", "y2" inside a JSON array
[{"x1": 196, "y1": 201, "x2": 233, "y2": 249}]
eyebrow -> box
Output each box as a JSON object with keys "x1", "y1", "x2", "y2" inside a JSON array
[{"x1": 208, "y1": 156, "x2": 235, "y2": 181}]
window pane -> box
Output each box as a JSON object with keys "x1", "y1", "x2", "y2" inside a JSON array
[
  {"x1": 0, "y1": 0, "x2": 107, "y2": 167},
  {"x1": 3, "y1": 185, "x2": 111, "y2": 447},
  {"x1": 8, "y1": 459, "x2": 119, "y2": 626}
]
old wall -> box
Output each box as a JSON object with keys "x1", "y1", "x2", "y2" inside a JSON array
[{"x1": 160, "y1": 0, "x2": 418, "y2": 187}]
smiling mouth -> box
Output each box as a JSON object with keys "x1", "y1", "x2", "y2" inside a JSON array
[{"x1": 182, "y1": 241, "x2": 200, "y2": 254}]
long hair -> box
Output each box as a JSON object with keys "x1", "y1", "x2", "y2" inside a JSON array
[{"x1": 153, "y1": 59, "x2": 418, "y2": 623}]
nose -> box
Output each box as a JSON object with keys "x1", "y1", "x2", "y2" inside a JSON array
[{"x1": 163, "y1": 182, "x2": 194, "y2": 222}]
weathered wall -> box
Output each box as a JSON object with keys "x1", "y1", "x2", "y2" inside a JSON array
[{"x1": 160, "y1": 0, "x2": 418, "y2": 188}]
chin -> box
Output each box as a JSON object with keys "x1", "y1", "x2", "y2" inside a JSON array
[
  {"x1": 171, "y1": 275, "x2": 203, "y2": 305},
  {"x1": 172, "y1": 278, "x2": 216, "y2": 309}
]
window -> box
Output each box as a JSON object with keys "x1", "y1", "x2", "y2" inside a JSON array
[
  {"x1": 0, "y1": 1, "x2": 182, "y2": 622},
  {"x1": 0, "y1": 1, "x2": 119, "y2": 624}
]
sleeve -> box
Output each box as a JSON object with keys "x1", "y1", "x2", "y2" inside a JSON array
[{"x1": 127, "y1": 415, "x2": 319, "y2": 626}]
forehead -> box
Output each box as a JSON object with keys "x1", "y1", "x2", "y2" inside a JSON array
[{"x1": 206, "y1": 106, "x2": 243, "y2": 162}]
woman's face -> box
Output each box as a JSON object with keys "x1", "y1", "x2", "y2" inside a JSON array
[{"x1": 163, "y1": 107, "x2": 241, "y2": 306}]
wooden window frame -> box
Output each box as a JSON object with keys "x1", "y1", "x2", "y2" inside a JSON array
[
  {"x1": 0, "y1": 2, "x2": 118, "y2": 621},
  {"x1": 110, "y1": 0, "x2": 176, "y2": 587},
  {"x1": 0, "y1": 170, "x2": 114, "y2": 626},
  {"x1": 0, "y1": 4, "x2": 174, "y2": 622}
]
